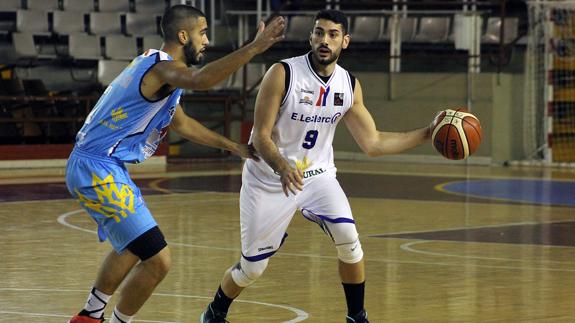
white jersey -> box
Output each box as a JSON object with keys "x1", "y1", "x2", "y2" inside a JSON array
[{"x1": 246, "y1": 53, "x2": 355, "y2": 181}]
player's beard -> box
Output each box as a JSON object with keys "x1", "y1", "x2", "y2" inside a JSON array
[
  {"x1": 184, "y1": 41, "x2": 203, "y2": 66},
  {"x1": 313, "y1": 46, "x2": 340, "y2": 65}
]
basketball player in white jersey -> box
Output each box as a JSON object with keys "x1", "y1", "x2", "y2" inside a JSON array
[{"x1": 201, "y1": 10, "x2": 439, "y2": 323}]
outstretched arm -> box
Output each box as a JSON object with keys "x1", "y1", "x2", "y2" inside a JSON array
[
  {"x1": 343, "y1": 79, "x2": 434, "y2": 157},
  {"x1": 154, "y1": 17, "x2": 285, "y2": 91},
  {"x1": 252, "y1": 63, "x2": 303, "y2": 196},
  {"x1": 171, "y1": 104, "x2": 258, "y2": 160}
]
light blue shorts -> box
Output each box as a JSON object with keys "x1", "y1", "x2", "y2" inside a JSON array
[{"x1": 65, "y1": 148, "x2": 157, "y2": 252}]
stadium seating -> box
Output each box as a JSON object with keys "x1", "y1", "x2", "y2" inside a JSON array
[
  {"x1": 0, "y1": 0, "x2": 21, "y2": 11},
  {"x1": 285, "y1": 15, "x2": 314, "y2": 41},
  {"x1": 413, "y1": 17, "x2": 450, "y2": 43},
  {"x1": 16, "y1": 9, "x2": 49, "y2": 33},
  {"x1": 126, "y1": 13, "x2": 160, "y2": 36},
  {"x1": 104, "y1": 35, "x2": 138, "y2": 60},
  {"x1": 380, "y1": 17, "x2": 417, "y2": 42},
  {"x1": 12, "y1": 32, "x2": 37, "y2": 58},
  {"x1": 98, "y1": 60, "x2": 129, "y2": 86},
  {"x1": 53, "y1": 10, "x2": 86, "y2": 34},
  {"x1": 351, "y1": 16, "x2": 383, "y2": 42},
  {"x1": 89, "y1": 12, "x2": 123, "y2": 35},
  {"x1": 26, "y1": 0, "x2": 59, "y2": 11},
  {"x1": 482, "y1": 17, "x2": 519, "y2": 44},
  {"x1": 68, "y1": 33, "x2": 101, "y2": 59},
  {"x1": 134, "y1": 0, "x2": 168, "y2": 14},
  {"x1": 143, "y1": 35, "x2": 163, "y2": 51},
  {"x1": 98, "y1": 0, "x2": 130, "y2": 13},
  {"x1": 62, "y1": 0, "x2": 94, "y2": 12}
]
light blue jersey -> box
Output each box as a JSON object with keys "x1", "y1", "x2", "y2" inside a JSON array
[
  {"x1": 66, "y1": 49, "x2": 183, "y2": 251},
  {"x1": 75, "y1": 49, "x2": 183, "y2": 163}
]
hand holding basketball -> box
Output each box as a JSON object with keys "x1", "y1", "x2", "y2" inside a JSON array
[{"x1": 431, "y1": 108, "x2": 482, "y2": 160}]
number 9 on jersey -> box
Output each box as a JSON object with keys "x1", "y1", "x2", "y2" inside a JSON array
[{"x1": 302, "y1": 130, "x2": 319, "y2": 149}]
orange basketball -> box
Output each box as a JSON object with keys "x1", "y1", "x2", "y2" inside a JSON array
[{"x1": 431, "y1": 108, "x2": 482, "y2": 160}]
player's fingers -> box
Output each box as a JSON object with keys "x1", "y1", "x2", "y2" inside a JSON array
[
  {"x1": 290, "y1": 173, "x2": 303, "y2": 191},
  {"x1": 287, "y1": 181, "x2": 297, "y2": 195},
  {"x1": 294, "y1": 170, "x2": 304, "y2": 186},
  {"x1": 282, "y1": 182, "x2": 289, "y2": 197},
  {"x1": 272, "y1": 35, "x2": 285, "y2": 43}
]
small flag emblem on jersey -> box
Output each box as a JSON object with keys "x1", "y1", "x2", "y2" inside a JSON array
[
  {"x1": 316, "y1": 86, "x2": 330, "y2": 107},
  {"x1": 334, "y1": 93, "x2": 344, "y2": 106}
]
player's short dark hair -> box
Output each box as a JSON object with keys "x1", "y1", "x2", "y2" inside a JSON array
[
  {"x1": 314, "y1": 10, "x2": 348, "y2": 34},
  {"x1": 161, "y1": 5, "x2": 206, "y2": 43}
]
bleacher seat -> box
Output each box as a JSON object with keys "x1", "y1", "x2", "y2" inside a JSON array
[
  {"x1": 413, "y1": 17, "x2": 450, "y2": 43},
  {"x1": 126, "y1": 13, "x2": 159, "y2": 36},
  {"x1": 285, "y1": 15, "x2": 314, "y2": 41},
  {"x1": 380, "y1": 17, "x2": 417, "y2": 42},
  {"x1": 482, "y1": 17, "x2": 519, "y2": 44},
  {"x1": 134, "y1": 0, "x2": 168, "y2": 14},
  {"x1": 142, "y1": 35, "x2": 163, "y2": 51},
  {"x1": 98, "y1": 0, "x2": 130, "y2": 12},
  {"x1": 0, "y1": 0, "x2": 22, "y2": 11},
  {"x1": 98, "y1": 60, "x2": 129, "y2": 86},
  {"x1": 351, "y1": 16, "x2": 382, "y2": 43},
  {"x1": 27, "y1": 0, "x2": 60, "y2": 11},
  {"x1": 104, "y1": 35, "x2": 138, "y2": 60},
  {"x1": 17, "y1": 9, "x2": 49, "y2": 33},
  {"x1": 69, "y1": 33, "x2": 101, "y2": 59},
  {"x1": 89, "y1": 12, "x2": 122, "y2": 35},
  {"x1": 12, "y1": 32, "x2": 37, "y2": 58},
  {"x1": 62, "y1": 0, "x2": 94, "y2": 12},
  {"x1": 53, "y1": 10, "x2": 86, "y2": 34}
]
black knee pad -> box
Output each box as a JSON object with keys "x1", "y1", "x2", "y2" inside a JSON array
[{"x1": 126, "y1": 226, "x2": 167, "y2": 261}]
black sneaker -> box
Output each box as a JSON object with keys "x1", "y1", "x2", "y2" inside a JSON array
[
  {"x1": 199, "y1": 304, "x2": 229, "y2": 323},
  {"x1": 346, "y1": 309, "x2": 369, "y2": 323}
]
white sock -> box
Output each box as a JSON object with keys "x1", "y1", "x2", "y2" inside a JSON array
[
  {"x1": 83, "y1": 287, "x2": 112, "y2": 319},
  {"x1": 110, "y1": 307, "x2": 133, "y2": 323}
]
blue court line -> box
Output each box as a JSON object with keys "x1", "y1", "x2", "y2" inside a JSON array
[{"x1": 437, "y1": 179, "x2": 575, "y2": 207}]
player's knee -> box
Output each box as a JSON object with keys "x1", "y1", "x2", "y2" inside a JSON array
[
  {"x1": 127, "y1": 226, "x2": 171, "y2": 278},
  {"x1": 230, "y1": 257, "x2": 269, "y2": 287},
  {"x1": 336, "y1": 239, "x2": 364, "y2": 264}
]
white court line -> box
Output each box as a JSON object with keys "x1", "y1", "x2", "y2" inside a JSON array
[
  {"x1": 369, "y1": 220, "x2": 545, "y2": 236},
  {"x1": 0, "y1": 288, "x2": 307, "y2": 323},
  {"x1": 57, "y1": 210, "x2": 575, "y2": 278},
  {"x1": 0, "y1": 310, "x2": 179, "y2": 323},
  {"x1": 400, "y1": 240, "x2": 575, "y2": 272}
]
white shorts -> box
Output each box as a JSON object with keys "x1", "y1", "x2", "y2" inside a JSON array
[{"x1": 240, "y1": 162, "x2": 359, "y2": 262}]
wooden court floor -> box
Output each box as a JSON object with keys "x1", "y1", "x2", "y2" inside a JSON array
[{"x1": 1, "y1": 160, "x2": 575, "y2": 323}]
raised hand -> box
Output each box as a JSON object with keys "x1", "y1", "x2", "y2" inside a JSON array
[{"x1": 250, "y1": 16, "x2": 286, "y2": 54}]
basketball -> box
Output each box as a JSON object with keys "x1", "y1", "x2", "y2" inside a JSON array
[{"x1": 431, "y1": 108, "x2": 482, "y2": 160}]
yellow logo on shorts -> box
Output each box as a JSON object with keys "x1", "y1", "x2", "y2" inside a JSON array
[
  {"x1": 75, "y1": 173, "x2": 135, "y2": 222},
  {"x1": 295, "y1": 156, "x2": 312, "y2": 171}
]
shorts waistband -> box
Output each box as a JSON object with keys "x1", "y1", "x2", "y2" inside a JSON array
[{"x1": 71, "y1": 147, "x2": 123, "y2": 165}]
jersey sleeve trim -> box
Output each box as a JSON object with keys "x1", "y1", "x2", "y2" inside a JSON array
[
  {"x1": 138, "y1": 52, "x2": 177, "y2": 104},
  {"x1": 346, "y1": 70, "x2": 355, "y2": 107},
  {"x1": 280, "y1": 61, "x2": 292, "y2": 107}
]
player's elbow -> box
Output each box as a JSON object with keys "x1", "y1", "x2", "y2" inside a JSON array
[
  {"x1": 359, "y1": 138, "x2": 381, "y2": 157},
  {"x1": 364, "y1": 146, "x2": 381, "y2": 158}
]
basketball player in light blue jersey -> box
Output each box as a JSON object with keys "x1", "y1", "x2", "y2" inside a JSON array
[{"x1": 66, "y1": 5, "x2": 285, "y2": 323}]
